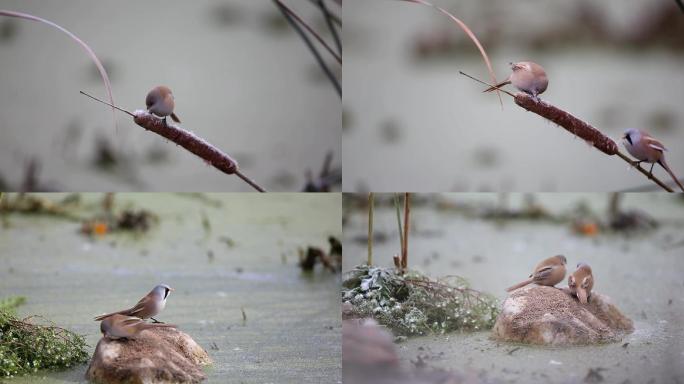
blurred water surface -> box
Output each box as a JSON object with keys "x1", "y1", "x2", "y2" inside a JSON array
[{"x1": 0, "y1": 193, "x2": 342, "y2": 383}]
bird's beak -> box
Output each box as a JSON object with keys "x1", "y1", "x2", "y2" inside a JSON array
[{"x1": 169, "y1": 287, "x2": 175, "y2": 292}]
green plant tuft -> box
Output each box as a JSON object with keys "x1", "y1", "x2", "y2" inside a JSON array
[
  {"x1": 0, "y1": 307, "x2": 88, "y2": 377},
  {"x1": 342, "y1": 265, "x2": 499, "y2": 337}
]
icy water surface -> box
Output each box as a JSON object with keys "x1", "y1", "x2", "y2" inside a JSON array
[
  {"x1": 343, "y1": 194, "x2": 684, "y2": 383},
  {"x1": 0, "y1": 193, "x2": 342, "y2": 383}
]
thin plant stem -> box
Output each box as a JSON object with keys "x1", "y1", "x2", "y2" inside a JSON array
[
  {"x1": 368, "y1": 193, "x2": 374, "y2": 266},
  {"x1": 402, "y1": 193, "x2": 411, "y2": 271},
  {"x1": 615, "y1": 152, "x2": 673, "y2": 192},
  {"x1": 317, "y1": 0, "x2": 341, "y2": 56},
  {"x1": 274, "y1": 0, "x2": 341, "y2": 64},
  {"x1": 307, "y1": 0, "x2": 341, "y2": 26},
  {"x1": 273, "y1": 0, "x2": 341, "y2": 97},
  {"x1": 393, "y1": 193, "x2": 404, "y2": 256},
  {"x1": 80, "y1": 91, "x2": 266, "y2": 192}
]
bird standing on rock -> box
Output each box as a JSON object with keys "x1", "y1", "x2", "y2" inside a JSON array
[
  {"x1": 146, "y1": 86, "x2": 181, "y2": 125},
  {"x1": 622, "y1": 128, "x2": 684, "y2": 192},
  {"x1": 568, "y1": 262, "x2": 594, "y2": 304},
  {"x1": 100, "y1": 314, "x2": 176, "y2": 340},
  {"x1": 94, "y1": 284, "x2": 174, "y2": 323},
  {"x1": 484, "y1": 61, "x2": 548, "y2": 101},
  {"x1": 506, "y1": 255, "x2": 567, "y2": 292}
]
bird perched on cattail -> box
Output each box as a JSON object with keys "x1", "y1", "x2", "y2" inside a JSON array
[
  {"x1": 567, "y1": 262, "x2": 594, "y2": 304},
  {"x1": 146, "y1": 86, "x2": 180, "y2": 125},
  {"x1": 484, "y1": 61, "x2": 548, "y2": 101},
  {"x1": 506, "y1": 255, "x2": 567, "y2": 292},
  {"x1": 622, "y1": 128, "x2": 684, "y2": 192}
]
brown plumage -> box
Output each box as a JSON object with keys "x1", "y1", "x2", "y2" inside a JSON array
[
  {"x1": 94, "y1": 284, "x2": 173, "y2": 321},
  {"x1": 506, "y1": 255, "x2": 567, "y2": 292},
  {"x1": 622, "y1": 128, "x2": 684, "y2": 192},
  {"x1": 568, "y1": 262, "x2": 594, "y2": 304},
  {"x1": 484, "y1": 61, "x2": 548, "y2": 100},
  {"x1": 146, "y1": 85, "x2": 180, "y2": 123}
]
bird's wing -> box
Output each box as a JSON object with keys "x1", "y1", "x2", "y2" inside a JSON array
[
  {"x1": 645, "y1": 136, "x2": 667, "y2": 152},
  {"x1": 534, "y1": 266, "x2": 554, "y2": 280},
  {"x1": 120, "y1": 317, "x2": 143, "y2": 326},
  {"x1": 125, "y1": 295, "x2": 153, "y2": 316}
]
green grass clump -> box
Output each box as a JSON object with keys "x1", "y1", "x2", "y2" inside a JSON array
[
  {"x1": 0, "y1": 301, "x2": 88, "y2": 378},
  {"x1": 342, "y1": 265, "x2": 499, "y2": 337}
]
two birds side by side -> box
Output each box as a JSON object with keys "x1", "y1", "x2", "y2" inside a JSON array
[
  {"x1": 505, "y1": 255, "x2": 594, "y2": 304},
  {"x1": 485, "y1": 61, "x2": 683, "y2": 191},
  {"x1": 94, "y1": 284, "x2": 176, "y2": 340}
]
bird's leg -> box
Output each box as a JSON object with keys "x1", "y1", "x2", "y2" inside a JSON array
[
  {"x1": 648, "y1": 162, "x2": 656, "y2": 176},
  {"x1": 531, "y1": 91, "x2": 540, "y2": 103},
  {"x1": 163, "y1": 117, "x2": 168, "y2": 127},
  {"x1": 150, "y1": 317, "x2": 164, "y2": 324}
]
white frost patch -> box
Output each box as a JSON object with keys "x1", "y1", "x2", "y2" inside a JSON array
[
  {"x1": 502, "y1": 297, "x2": 525, "y2": 316},
  {"x1": 101, "y1": 343, "x2": 121, "y2": 363},
  {"x1": 133, "y1": 109, "x2": 147, "y2": 117}
]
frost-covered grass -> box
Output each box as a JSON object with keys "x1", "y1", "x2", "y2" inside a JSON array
[
  {"x1": 0, "y1": 298, "x2": 88, "y2": 378},
  {"x1": 342, "y1": 265, "x2": 499, "y2": 337}
]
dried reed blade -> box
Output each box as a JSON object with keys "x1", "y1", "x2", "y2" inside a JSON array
[
  {"x1": 400, "y1": 0, "x2": 503, "y2": 108},
  {"x1": 1, "y1": 10, "x2": 117, "y2": 131}
]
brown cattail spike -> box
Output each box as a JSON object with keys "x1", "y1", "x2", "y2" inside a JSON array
[
  {"x1": 133, "y1": 112, "x2": 239, "y2": 175},
  {"x1": 514, "y1": 93, "x2": 618, "y2": 156}
]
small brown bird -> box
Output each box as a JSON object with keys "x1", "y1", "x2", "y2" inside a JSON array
[
  {"x1": 94, "y1": 284, "x2": 174, "y2": 322},
  {"x1": 146, "y1": 86, "x2": 180, "y2": 124},
  {"x1": 100, "y1": 314, "x2": 176, "y2": 340},
  {"x1": 567, "y1": 262, "x2": 594, "y2": 304},
  {"x1": 484, "y1": 61, "x2": 548, "y2": 101},
  {"x1": 622, "y1": 128, "x2": 684, "y2": 192},
  {"x1": 506, "y1": 255, "x2": 567, "y2": 292}
]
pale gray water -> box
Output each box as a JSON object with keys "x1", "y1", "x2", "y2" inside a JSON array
[
  {"x1": 343, "y1": 193, "x2": 684, "y2": 383},
  {"x1": 0, "y1": 193, "x2": 342, "y2": 383},
  {"x1": 0, "y1": 1, "x2": 340, "y2": 191},
  {"x1": 342, "y1": 0, "x2": 684, "y2": 192}
]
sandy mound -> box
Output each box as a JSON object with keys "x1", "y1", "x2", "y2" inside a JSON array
[
  {"x1": 86, "y1": 326, "x2": 211, "y2": 384},
  {"x1": 492, "y1": 285, "x2": 633, "y2": 345}
]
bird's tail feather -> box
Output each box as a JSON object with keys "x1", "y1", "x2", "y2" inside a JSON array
[
  {"x1": 506, "y1": 278, "x2": 533, "y2": 292},
  {"x1": 94, "y1": 311, "x2": 122, "y2": 321},
  {"x1": 659, "y1": 159, "x2": 684, "y2": 192}
]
